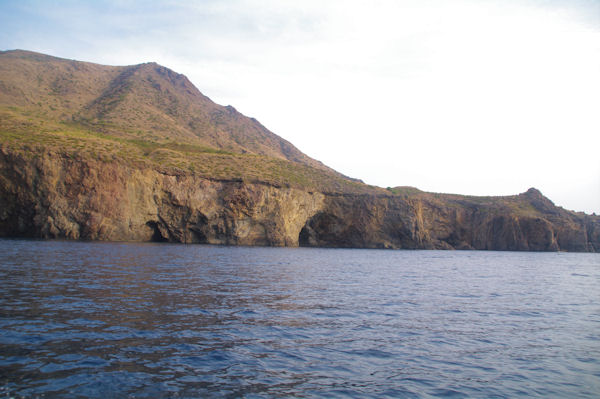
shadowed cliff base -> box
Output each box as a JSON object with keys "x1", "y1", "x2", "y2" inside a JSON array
[{"x1": 0, "y1": 50, "x2": 598, "y2": 252}]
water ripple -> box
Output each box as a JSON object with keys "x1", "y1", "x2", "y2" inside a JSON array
[{"x1": 1, "y1": 240, "x2": 599, "y2": 398}]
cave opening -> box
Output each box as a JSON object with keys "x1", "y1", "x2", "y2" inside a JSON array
[
  {"x1": 146, "y1": 221, "x2": 168, "y2": 242},
  {"x1": 189, "y1": 228, "x2": 207, "y2": 244},
  {"x1": 298, "y1": 226, "x2": 310, "y2": 247}
]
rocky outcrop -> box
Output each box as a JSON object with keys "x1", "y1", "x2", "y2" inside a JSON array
[{"x1": 1, "y1": 148, "x2": 598, "y2": 252}]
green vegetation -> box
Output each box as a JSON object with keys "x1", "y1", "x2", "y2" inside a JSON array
[
  {"x1": 0, "y1": 105, "x2": 374, "y2": 194},
  {"x1": 1, "y1": 50, "x2": 373, "y2": 192},
  {"x1": 387, "y1": 186, "x2": 423, "y2": 195}
]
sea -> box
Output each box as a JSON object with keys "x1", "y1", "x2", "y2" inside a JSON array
[{"x1": 0, "y1": 239, "x2": 598, "y2": 398}]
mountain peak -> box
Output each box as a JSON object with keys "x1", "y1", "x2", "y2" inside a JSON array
[
  {"x1": 524, "y1": 187, "x2": 542, "y2": 196},
  {"x1": 521, "y1": 187, "x2": 556, "y2": 213}
]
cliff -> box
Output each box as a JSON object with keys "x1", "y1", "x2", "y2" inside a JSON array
[
  {"x1": 1, "y1": 148, "x2": 597, "y2": 252},
  {"x1": 0, "y1": 148, "x2": 325, "y2": 246},
  {"x1": 301, "y1": 188, "x2": 599, "y2": 252},
  {"x1": 1, "y1": 50, "x2": 598, "y2": 252}
]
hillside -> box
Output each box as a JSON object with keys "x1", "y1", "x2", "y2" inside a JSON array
[
  {"x1": 0, "y1": 50, "x2": 317, "y2": 163},
  {"x1": 0, "y1": 49, "x2": 368, "y2": 193},
  {"x1": 0, "y1": 50, "x2": 598, "y2": 251}
]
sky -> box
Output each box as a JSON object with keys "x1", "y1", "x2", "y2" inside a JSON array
[{"x1": 1, "y1": 0, "x2": 599, "y2": 214}]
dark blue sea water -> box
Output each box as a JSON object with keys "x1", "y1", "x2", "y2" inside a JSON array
[{"x1": 0, "y1": 240, "x2": 598, "y2": 398}]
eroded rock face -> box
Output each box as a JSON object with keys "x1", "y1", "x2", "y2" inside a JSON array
[
  {"x1": 298, "y1": 193, "x2": 599, "y2": 252},
  {"x1": 1, "y1": 149, "x2": 598, "y2": 252},
  {"x1": 0, "y1": 149, "x2": 325, "y2": 246}
]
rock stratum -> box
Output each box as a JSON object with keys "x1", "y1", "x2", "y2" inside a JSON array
[{"x1": 1, "y1": 50, "x2": 598, "y2": 251}]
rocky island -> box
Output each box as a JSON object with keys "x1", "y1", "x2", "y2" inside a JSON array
[{"x1": 1, "y1": 50, "x2": 598, "y2": 251}]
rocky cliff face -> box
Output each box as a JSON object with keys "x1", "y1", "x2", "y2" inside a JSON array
[
  {"x1": 0, "y1": 148, "x2": 325, "y2": 246},
  {"x1": 300, "y1": 191, "x2": 599, "y2": 252},
  {"x1": 1, "y1": 148, "x2": 598, "y2": 252}
]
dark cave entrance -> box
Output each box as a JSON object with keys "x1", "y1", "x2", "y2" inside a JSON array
[
  {"x1": 146, "y1": 221, "x2": 168, "y2": 242},
  {"x1": 298, "y1": 226, "x2": 311, "y2": 247}
]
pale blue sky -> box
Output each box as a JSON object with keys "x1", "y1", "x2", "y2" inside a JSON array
[{"x1": 1, "y1": 0, "x2": 599, "y2": 213}]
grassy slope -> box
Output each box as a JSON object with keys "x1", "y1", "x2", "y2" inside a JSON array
[
  {"x1": 0, "y1": 50, "x2": 334, "y2": 171},
  {"x1": 0, "y1": 50, "x2": 377, "y2": 194},
  {"x1": 0, "y1": 105, "x2": 376, "y2": 194},
  {"x1": 388, "y1": 185, "x2": 577, "y2": 220}
]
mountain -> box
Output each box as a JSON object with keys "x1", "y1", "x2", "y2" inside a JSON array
[
  {"x1": 0, "y1": 50, "x2": 371, "y2": 191},
  {"x1": 1, "y1": 50, "x2": 598, "y2": 251},
  {"x1": 1, "y1": 50, "x2": 328, "y2": 167}
]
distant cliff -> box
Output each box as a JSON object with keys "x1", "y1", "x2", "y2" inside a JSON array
[
  {"x1": 301, "y1": 188, "x2": 599, "y2": 252},
  {"x1": 1, "y1": 50, "x2": 598, "y2": 252}
]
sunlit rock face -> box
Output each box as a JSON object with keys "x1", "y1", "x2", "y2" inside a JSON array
[
  {"x1": 298, "y1": 190, "x2": 598, "y2": 252},
  {"x1": 0, "y1": 149, "x2": 325, "y2": 246}
]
